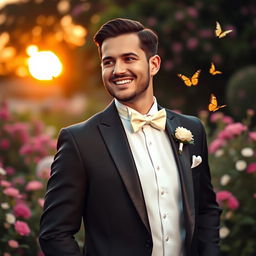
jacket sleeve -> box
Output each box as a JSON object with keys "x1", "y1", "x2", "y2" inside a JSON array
[
  {"x1": 39, "y1": 128, "x2": 86, "y2": 256},
  {"x1": 197, "y1": 121, "x2": 222, "y2": 256}
]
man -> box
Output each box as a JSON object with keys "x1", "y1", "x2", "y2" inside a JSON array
[{"x1": 39, "y1": 18, "x2": 221, "y2": 256}]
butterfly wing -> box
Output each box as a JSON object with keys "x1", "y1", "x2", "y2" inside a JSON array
[
  {"x1": 219, "y1": 30, "x2": 233, "y2": 38},
  {"x1": 177, "y1": 74, "x2": 192, "y2": 86},
  {"x1": 215, "y1": 21, "x2": 222, "y2": 37},
  {"x1": 191, "y1": 69, "x2": 201, "y2": 86},
  {"x1": 209, "y1": 62, "x2": 222, "y2": 75},
  {"x1": 208, "y1": 94, "x2": 226, "y2": 111}
]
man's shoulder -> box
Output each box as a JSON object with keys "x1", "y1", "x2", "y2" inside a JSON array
[
  {"x1": 60, "y1": 109, "x2": 105, "y2": 137},
  {"x1": 165, "y1": 108, "x2": 201, "y2": 125}
]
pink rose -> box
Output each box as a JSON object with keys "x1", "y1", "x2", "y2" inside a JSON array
[
  {"x1": 249, "y1": 132, "x2": 256, "y2": 141},
  {"x1": 8, "y1": 239, "x2": 19, "y2": 248},
  {"x1": 216, "y1": 190, "x2": 239, "y2": 210},
  {"x1": 14, "y1": 221, "x2": 30, "y2": 236},
  {"x1": 222, "y1": 116, "x2": 234, "y2": 124},
  {"x1": 13, "y1": 202, "x2": 32, "y2": 219},
  {"x1": 38, "y1": 198, "x2": 45, "y2": 208},
  {"x1": 0, "y1": 139, "x2": 10, "y2": 150},
  {"x1": 216, "y1": 190, "x2": 231, "y2": 201},
  {"x1": 247, "y1": 163, "x2": 256, "y2": 174},
  {"x1": 208, "y1": 138, "x2": 226, "y2": 153},
  {"x1": 25, "y1": 180, "x2": 43, "y2": 191},
  {"x1": 227, "y1": 195, "x2": 239, "y2": 210},
  {"x1": 0, "y1": 180, "x2": 12, "y2": 187},
  {"x1": 3, "y1": 187, "x2": 20, "y2": 197}
]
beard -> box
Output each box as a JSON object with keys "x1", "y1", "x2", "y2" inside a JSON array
[{"x1": 104, "y1": 67, "x2": 150, "y2": 103}]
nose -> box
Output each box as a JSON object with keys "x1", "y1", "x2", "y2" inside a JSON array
[{"x1": 113, "y1": 60, "x2": 126, "y2": 75}]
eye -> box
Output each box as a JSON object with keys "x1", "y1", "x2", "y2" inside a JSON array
[
  {"x1": 125, "y1": 56, "x2": 136, "y2": 62},
  {"x1": 102, "y1": 60, "x2": 114, "y2": 67}
]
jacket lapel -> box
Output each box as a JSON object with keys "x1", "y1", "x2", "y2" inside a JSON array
[
  {"x1": 98, "y1": 101, "x2": 150, "y2": 234},
  {"x1": 164, "y1": 110, "x2": 195, "y2": 247}
]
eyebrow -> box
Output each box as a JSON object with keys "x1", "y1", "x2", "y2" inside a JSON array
[{"x1": 102, "y1": 52, "x2": 139, "y2": 62}]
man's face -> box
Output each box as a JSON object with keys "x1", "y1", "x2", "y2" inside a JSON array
[{"x1": 101, "y1": 33, "x2": 158, "y2": 104}]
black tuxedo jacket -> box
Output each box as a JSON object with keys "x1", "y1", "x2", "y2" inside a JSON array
[{"x1": 39, "y1": 101, "x2": 221, "y2": 256}]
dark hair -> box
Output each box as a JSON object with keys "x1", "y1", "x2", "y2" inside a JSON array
[{"x1": 93, "y1": 18, "x2": 158, "y2": 59}]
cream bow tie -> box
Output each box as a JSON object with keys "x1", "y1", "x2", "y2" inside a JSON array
[{"x1": 130, "y1": 109, "x2": 167, "y2": 133}]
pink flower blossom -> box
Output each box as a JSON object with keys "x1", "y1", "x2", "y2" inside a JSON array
[
  {"x1": 38, "y1": 198, "x2": 45, "y2": 208},
  {"x1": 216, "y1": 190, "x2": 239, "y2": 210},
  {"x1": 14, "y1": 221, "x2": 30, "y2": 236},
  {"x1": 249, "y1": 132, "x2": 256, "y2": 141},
  {"x1": 0, "y1": 180, "x2": 11, "y2": 187},
  {"x1": 227, "y1": 195, "x2": 239, "y2": 210},
  {"x1": 13, "y1": 202, "x2": 32, "y2": 219},
  {"x1": 187, "y1": 37, "x2": 198, "y2": 50},
  {"x1": 222, "y1": 116, "x2": 234, "y2": 124},
  {"x1": 6, "y1": 166, "x2": 15, "y2": 175},
  {"x1": 3, "y1": 123, "x2": 29, "y2": 143},
  {"x1": 12, "y1": 176, "x2": 25, "y2": 185},
  {"x1": 172, "y1": 42, "x2": 183, "y2": 53},
  {"x1": 175, "y1": 11, "x2": 185, "y2": 21},
  {"x1": 247, "y1": 163, "x2": 256, "y2": 174},
  {"x1": 3, "y1": 187, "x2": 20, "y2": 197},
  {"x1": 209, "y1": 138, "x2": 226, "y2": 153},
  {"x1": 0, "y1": 101, "x2": 10, "y2": 120},
  {"x1": 216, "y1": 190, "x2": 231, "y2": 201},
  {"x1": 187, "y1": 7, "x2": 198, "y2": 18},
  {"x1": 26, "y1": 180, "x2": 43, "y2": 191},
  {"x1": 210, "y1": 112, "x2": 224, "y2": 122},
  {"x1": 8, "y1": 239, "x2": 19, "y2": 248},
  {"x1": 218, "y1": 123, "x2": 247, "y2": 140},
  {"x1": 0, "y1": 139, "x2": 10, "y2": 150}
]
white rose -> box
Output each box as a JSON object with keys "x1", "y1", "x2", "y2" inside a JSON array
[
  {"x1": 6, "y1": 213, "x2": 16, "y2": 224},
  {"x1": 1, "y1": 203, "x2": 10, "y2": 209},
  {"x1": 235, "y1": 160, "x2": 247, "y2": 171},
  {"x1": 241, "y1": 147, "x2": 254, "y2": 157},
  {"x1": 220, "y1": 226, "x2": 230, "y2": 238},
  {"x1": 175, "y1": 127, "x2": 194, "y2": 142},
  {"x1": 220, "y1": 174, "x2": 231, "y2": 186},
  {"x1": 0, "y1": 167, "x2": 7, "y2": 175},
  {"x1": 215, "y1": 149, "x2": 224, "y2": 157}
]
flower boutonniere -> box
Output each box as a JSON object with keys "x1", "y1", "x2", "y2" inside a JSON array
[{"x1": 174, "y1": 127, "x2": 194, "y2": 154}]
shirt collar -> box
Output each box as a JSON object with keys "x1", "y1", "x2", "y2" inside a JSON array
[{"x1": 114, "y1": 97, "x2": 159, "y2": 120}]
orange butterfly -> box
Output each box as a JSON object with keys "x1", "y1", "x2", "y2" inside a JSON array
[
  {"x1": 215, "y1": 21, "x2": 232, "y2": 38},
  {"x1": 208, "y1": 94, "x2": 226, "y2": 112},
  {"x1": 177, "y1": 69, "x2": 201, "y2": 87},
  {"x1": 209, "y1": 62, "x2": 222, "y2": 75}
]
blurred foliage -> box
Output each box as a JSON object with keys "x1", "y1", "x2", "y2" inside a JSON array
[
  {"x1": 0, "y1": 0, "x2": 255, "y2": 115},
  {"x1": 226, "y1": 66, "x2": 256, "y2": 120}
]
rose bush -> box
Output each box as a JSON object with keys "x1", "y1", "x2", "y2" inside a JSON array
[
  {"x1": 0, "y1": 101, "x2": 57, "y2": 256},
  {"x1": 200, "y1": 110, "x2": 256, "y2": 256}
]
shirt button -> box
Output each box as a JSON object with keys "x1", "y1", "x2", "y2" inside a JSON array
[
  {"x1": 156, "y1": 166, "x2": 160, "y2": 171},
  {"x1": 163, "y1": 213, "x2": 167, "y2": 219},
  {"x1": 165, "y1": 236, "x2": 169, "y2": 242},
  {"x1": 148, "y1": 141, "x2": 152, "y2": 146},
  {"x1": 161, "y1": 190, "x2": 164, "y2": 195}
]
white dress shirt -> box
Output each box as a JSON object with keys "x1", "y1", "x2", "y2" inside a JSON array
[{"x1": 115, "y1": 98, "x2": 186, "y2": 256}]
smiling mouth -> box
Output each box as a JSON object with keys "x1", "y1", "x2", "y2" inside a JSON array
[{"x1": 112, "y1": 79, "x2": 133, "y2": 85}]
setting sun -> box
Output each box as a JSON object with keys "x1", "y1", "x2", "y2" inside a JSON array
[{"x1": 27, "y1": 47, "x2": 63, "y2": 81}]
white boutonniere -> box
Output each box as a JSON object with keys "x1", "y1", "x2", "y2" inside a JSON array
[{"x1": 174, "y1": 127, "x2": 194, "y2": 154}]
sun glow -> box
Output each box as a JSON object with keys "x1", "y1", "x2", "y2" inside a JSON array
[{"x1": 27, "y1": 45, "x2": 63, "y2": 81}]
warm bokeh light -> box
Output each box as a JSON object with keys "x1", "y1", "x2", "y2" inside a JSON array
[
  {"x1": 27, "y1": 47, "x2": 63, "y2": 81},
  {"x1": 26, "y1": 45, "x2": 39, "y2": 56}
]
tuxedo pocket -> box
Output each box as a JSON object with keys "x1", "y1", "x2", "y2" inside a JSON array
[{"x1": 191, "y1": 155, "x2": 202, "y2": 169}]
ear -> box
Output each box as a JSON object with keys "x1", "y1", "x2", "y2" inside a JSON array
[{"x1": 149, "y1": 55, "x2": 161, "y2": 76}]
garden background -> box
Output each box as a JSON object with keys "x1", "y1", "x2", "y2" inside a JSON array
[{"x1": 0, "y1": 0, "x2": 255, "y2": 255}]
